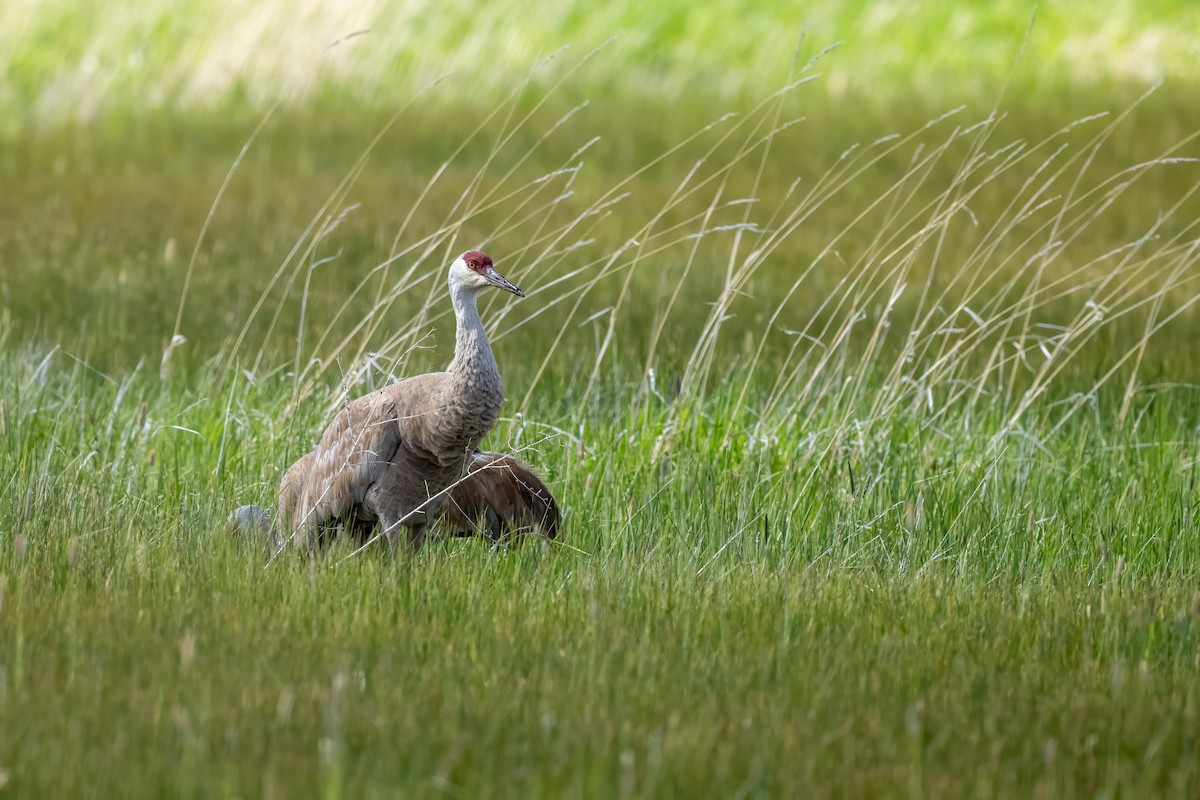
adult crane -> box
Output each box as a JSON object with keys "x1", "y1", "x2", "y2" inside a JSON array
[{"x1": 233, "y1": 250, "x2": 558, "y2": 553}]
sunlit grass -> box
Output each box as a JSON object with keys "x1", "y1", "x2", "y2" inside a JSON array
[{"x1": 4, "y1": 0, "x2": 1200, "y2": 127}]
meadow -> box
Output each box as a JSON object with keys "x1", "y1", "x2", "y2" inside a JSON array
[{"x1": 2, "y1": 2, "x2": 1200, "y2": 796}]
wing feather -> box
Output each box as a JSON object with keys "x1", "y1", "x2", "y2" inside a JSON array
[
  {"x1": 439, "y1": 452, "x2": 559, "y2": 540},
  {"x1": 291, "y1": 390, "x2": 403, "y2": 534},
  {"x1": 278, "y1": 450, "x2": 314, "y2": 529}
]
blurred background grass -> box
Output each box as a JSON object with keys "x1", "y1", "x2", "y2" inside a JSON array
[
  {"x1": 3, "y1": 0, "x2": 1200, "y2": 379},
  {"x1": 3, "y1": 0, "x2": 1200, "y2": 125}
]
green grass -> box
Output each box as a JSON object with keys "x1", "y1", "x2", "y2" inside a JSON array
[{"x1": 3, "y1": 2, "x2": 1200, "y2": 796}]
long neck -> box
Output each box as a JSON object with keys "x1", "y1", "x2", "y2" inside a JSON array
[
  {"x1": 415, "y1": 281, "x2": 505, "y2": 465},
  {"x1": 448, "y1": 284, "x2": 498, "y2": 385}
]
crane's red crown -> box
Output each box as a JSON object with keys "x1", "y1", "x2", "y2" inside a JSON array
[{"x1": 462, "y1": 250, "x2": 493, "y2": 272}]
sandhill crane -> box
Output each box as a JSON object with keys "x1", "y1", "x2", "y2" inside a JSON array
[
  {"x1": 440, "y1": 451, "x2": 559, "y2": 542},
  {"x1": 274, "y1": 249, "x2": 537, "y2": 553},
  {"x1": 232, "y1": 449, "x2": 559, "y2": 552}
]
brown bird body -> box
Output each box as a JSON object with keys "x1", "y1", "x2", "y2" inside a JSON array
[
  {"x1": 258, "y1": 448, "x2": 558, "y2": 548},
  {"x1": 279, "y1": 250, "x2": 527, "y2": 552},
  {"x1": 440, "y1": 451, "x2": 560, "y2": 542}
]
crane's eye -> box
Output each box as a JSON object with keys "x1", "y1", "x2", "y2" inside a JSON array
[{"x1": 467, "y1": 260, "x2": 477, "y2": 269}]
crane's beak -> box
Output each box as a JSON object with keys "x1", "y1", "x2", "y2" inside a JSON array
[{"x1": 484, "y1": 267, "x2": 525, "y2": 298}]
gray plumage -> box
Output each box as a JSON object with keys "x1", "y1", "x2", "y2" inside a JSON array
[
  {"x1": 229, "y1": 504, "x2": 278, "y2": 555},
  {"x1": 232, "y1": 451, "x2": 558, "y2": 549},
  {"x1": 230, "y1": 503, "x2": 273, "y2": 534},
  {"x1": 279, "y1": 250, "x2": 526, "y2": 553}
]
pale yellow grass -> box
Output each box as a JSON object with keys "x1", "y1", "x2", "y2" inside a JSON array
[{"x1": 4, "y1": 0, "x2": 1200, "y2": 124}]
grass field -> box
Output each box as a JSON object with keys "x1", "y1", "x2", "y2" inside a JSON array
[{"x1": 3, "y1": 1, "x2": 1200, "y2": 796}]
